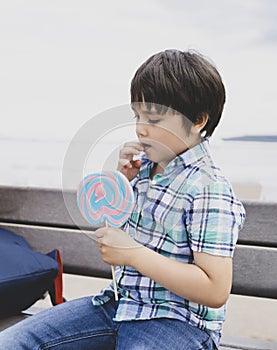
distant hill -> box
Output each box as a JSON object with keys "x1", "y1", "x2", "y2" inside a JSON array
[{"x1": 222, "y1": 135, "x2": 277, "y2": 142}]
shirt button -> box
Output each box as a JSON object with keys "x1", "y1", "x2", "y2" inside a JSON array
[{"x1": 152, "y1": 180, "x2": 156, "y2": 185}]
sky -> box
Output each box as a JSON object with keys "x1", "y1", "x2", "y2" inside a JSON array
[{"x1": 0, "y1": 0, "x2": 277, "y2": 141}]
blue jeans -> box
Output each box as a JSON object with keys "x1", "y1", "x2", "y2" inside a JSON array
[{"x1": 0, "y1": 296, "x2": 216, "y2": 349}]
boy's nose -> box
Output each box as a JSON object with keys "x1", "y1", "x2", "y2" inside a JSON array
[{"x1": 136, "y1": 122, "x2": 148, "y2": 137}]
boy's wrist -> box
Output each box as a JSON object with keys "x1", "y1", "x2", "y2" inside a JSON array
[
  {"x1": 128, "y1": 245, "x2": 162, "y2": 277},
  {"x1": 128, "y1": 245, "x2": 149, "y2": 269}
]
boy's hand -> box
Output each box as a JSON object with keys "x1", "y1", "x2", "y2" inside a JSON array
[
  {"x1": 117, "y1": 142, "x2": 144, "y2": 181},
  {"x1": 94, "y1": 227, "x2": 143, "y2": 267}
]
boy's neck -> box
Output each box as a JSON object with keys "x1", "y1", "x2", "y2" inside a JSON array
[
  {"x1": 150, "y1": 163, "x2": 164, "y2": 179},
  {"x1": 149, "y1": 136, "x2": 204, "y2": 180}
]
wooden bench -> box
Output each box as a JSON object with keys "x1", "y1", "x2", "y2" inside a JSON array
[{"x1": 0, "y1": 186, "x2": 276, "y2": 349}]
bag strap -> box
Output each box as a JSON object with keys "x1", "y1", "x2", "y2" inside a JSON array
[{"x1": 48, "y1": 249, "x2": 66, "y2": 305}]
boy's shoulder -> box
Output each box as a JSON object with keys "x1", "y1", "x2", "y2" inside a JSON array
[
  {"x1": 177, "y1": 139, "x2": 236, "y2": 198},
  {"x1": 182, "y1": 161, "x2": 233, "y2": 199}
]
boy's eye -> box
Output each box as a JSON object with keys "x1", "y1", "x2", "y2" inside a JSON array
[
  {"x1": 133, "y1": 115, "x2": 160, "y2": 125},
  {"x1": 148, "y1": 119, "x2": 160, "y2": 125}
]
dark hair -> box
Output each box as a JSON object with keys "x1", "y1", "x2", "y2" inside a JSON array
[{"x1": 130, "y1": 49, "x2": 226, "y2": 137}]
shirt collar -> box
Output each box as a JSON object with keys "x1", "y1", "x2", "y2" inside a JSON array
[
  {"x1": 139, "y1": 138, "x2": 211, "y2": 178},
  {"x1": 166, "y1": 138, "x2": 211, "y2": 172}
]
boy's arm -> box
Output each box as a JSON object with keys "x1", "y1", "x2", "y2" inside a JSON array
[
  {"x1": 130, "y1": 246, "x2": 232, "y2": 308},
  {"x1": 95, "y1": 226, "x2": 232, "y2": 309}
]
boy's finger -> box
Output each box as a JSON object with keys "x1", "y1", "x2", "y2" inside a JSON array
[
  {"x1": 131, "y1": 160, "x2": 142, "y2": 169},
  {"x1": 118, "y1": 159, "x2": 132, "y2": 169},
  {"x1": 123, "y1": 142, "x2": 144, "y2": 151},
  {"x1": 93, "y1": 232, "x2": 104, "y2": 239},
  {"x1": 120, "y1": 147, "x2": 141, "y2": 158}
]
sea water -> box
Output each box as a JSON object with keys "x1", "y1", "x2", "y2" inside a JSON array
[{"x1": 0, "y1": 137, "x2": 276, "y2": 202}]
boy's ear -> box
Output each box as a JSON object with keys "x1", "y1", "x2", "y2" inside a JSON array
[{"x1": 194, "y1": 114, "x2": 209, "y2": 132}]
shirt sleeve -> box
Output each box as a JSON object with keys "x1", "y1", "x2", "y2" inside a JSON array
[{"x1": 186, "y1": 181, "x2": 246, "y2": 257}]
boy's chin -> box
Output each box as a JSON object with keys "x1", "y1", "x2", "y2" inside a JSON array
[{"x1": 146, "y1": 152, "x2": 176, "y2": 166}]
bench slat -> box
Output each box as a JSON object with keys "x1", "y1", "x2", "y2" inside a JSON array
[
  {"x1": 0, "y1": 187, "x2": 80, "y2": 228},
  {"x1": 232, "y1": 245, "x2": 277, "y2": 299},
  {"x1": 0, "y1": 187, "x2": 277, "y2": 247},
  {"x1": 238, "y1": 202, "x2": 277, "y2": 247},
  {"x1": 1, "y1": 222, "x2": 276, "y2": 299}
]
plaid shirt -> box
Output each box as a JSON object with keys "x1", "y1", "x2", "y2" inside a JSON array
[{"x1": 92, "y1": 139, "x2": 245, "y2": 346}]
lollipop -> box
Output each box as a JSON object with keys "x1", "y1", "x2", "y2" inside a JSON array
[
  {"x1": 77, "y1": 171, "x2": 134, "y2": 227},
  {"x1": 77, "y1": 171, "x2": 135, "y2": 300}
]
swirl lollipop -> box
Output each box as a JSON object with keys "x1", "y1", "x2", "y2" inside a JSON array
[
  {"x1": 77, "y1": 171, "x2": 135, "y2": 300},
  {"x1": 77, "y1": 171, "x2": 134, "y2": 227}
]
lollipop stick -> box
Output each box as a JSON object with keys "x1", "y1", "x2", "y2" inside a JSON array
[{"x1": 105, "y1": 221, "x2": 119, "y2": 301}]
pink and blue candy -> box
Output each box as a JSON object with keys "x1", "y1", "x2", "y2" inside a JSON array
[{"x1": 77, "y1": 171, "x2": 135, "y2": 227}]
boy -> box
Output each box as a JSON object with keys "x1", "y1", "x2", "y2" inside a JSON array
[{"x1": 0, "y1": 49, "x2": 245, "y2": 349}]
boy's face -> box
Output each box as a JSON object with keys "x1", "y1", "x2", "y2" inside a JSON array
[{"x1": 132, "y1": 103, "x2": 200, "y2": 168}]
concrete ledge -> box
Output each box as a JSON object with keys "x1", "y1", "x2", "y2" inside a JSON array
[{"x1": 220, "y1": 335, "x2": 277, "y2": 350}]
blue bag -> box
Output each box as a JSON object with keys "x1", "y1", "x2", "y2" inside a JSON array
[{"x1": 0, "y1": 228, "x2": 64, "y2": 317}]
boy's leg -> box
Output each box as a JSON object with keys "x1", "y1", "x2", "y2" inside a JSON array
[
  {"x1": 0, "y1": 296, "x2": 119, "y2": 350},
  {"x1": 116, "y1": 318, "x2": 215, "y2": 350}
]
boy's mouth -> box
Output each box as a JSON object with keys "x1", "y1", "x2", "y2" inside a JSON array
[{"x1": 141, "y1": 142, "x2": 151, "y2": 150}]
